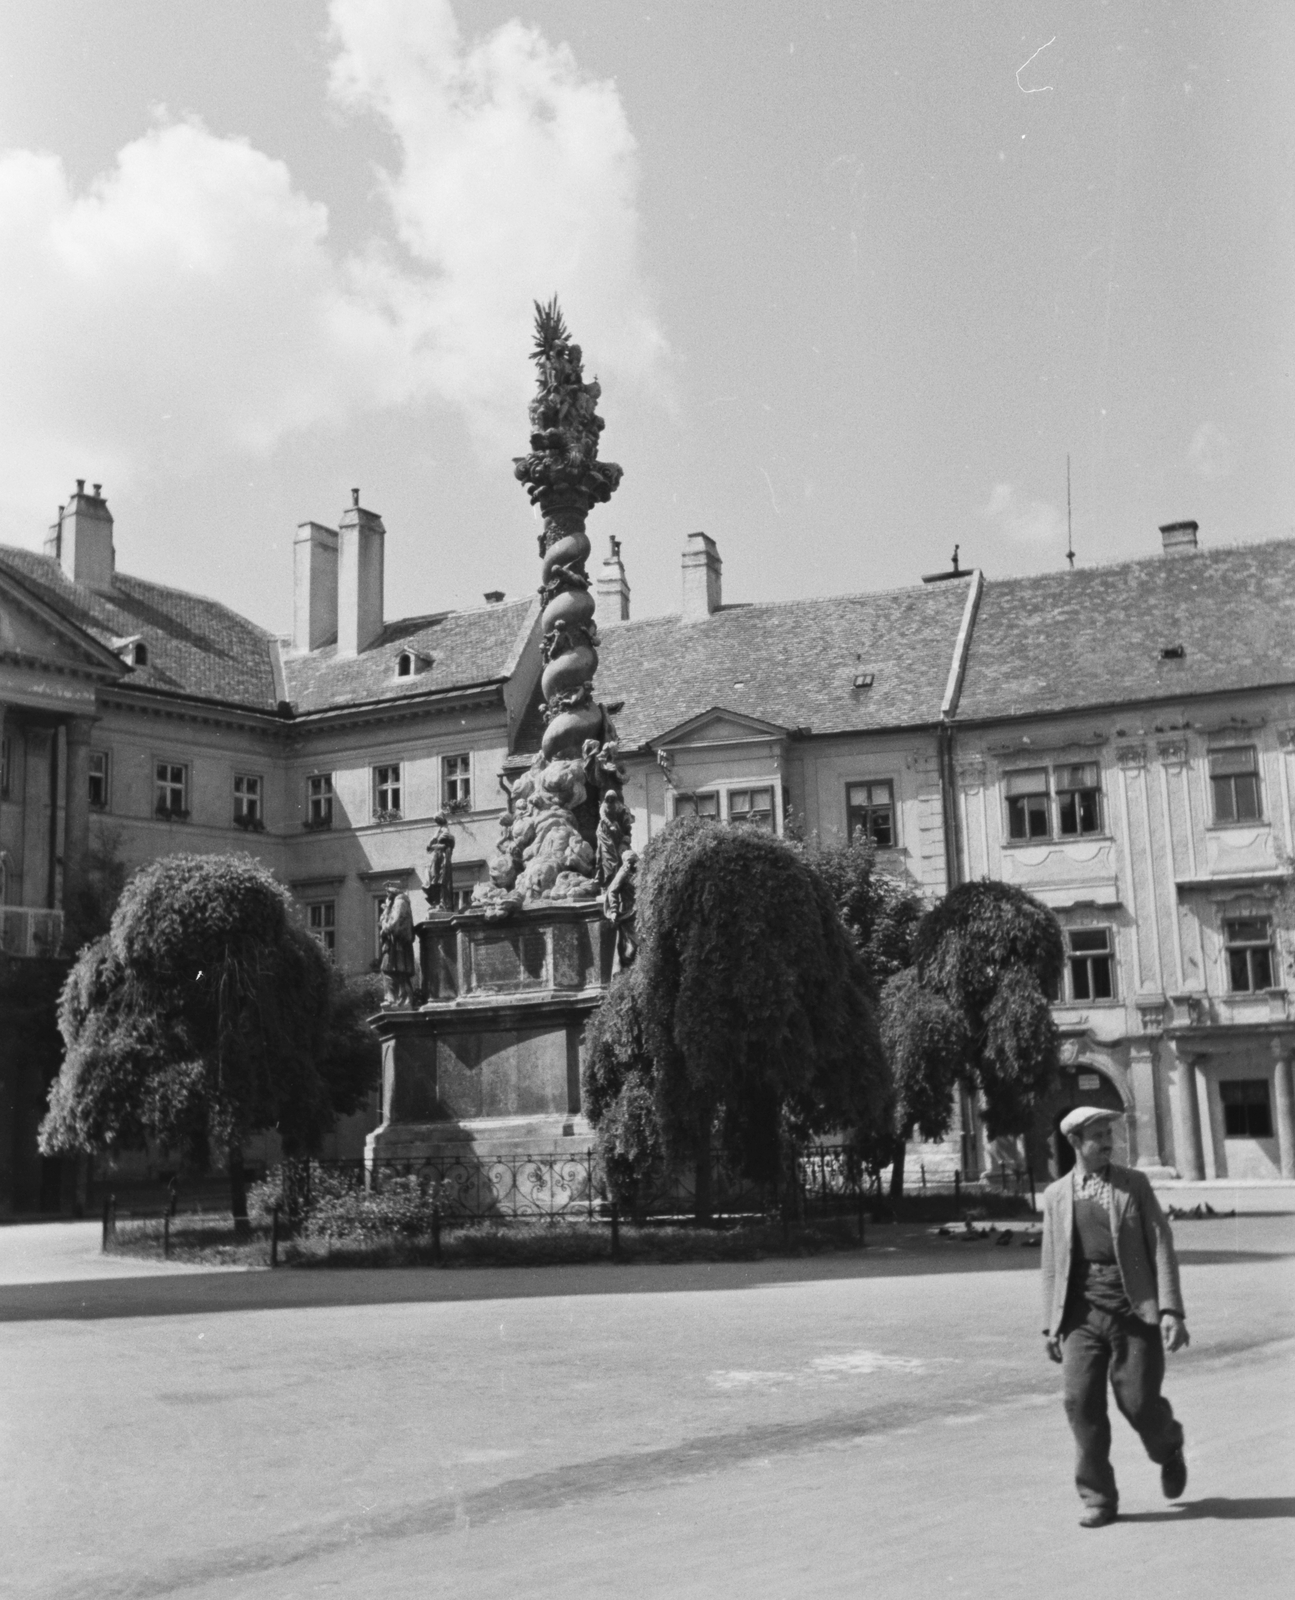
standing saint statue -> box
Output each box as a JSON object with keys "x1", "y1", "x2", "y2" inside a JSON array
[
  {"x1": 378, "y1": 882, "x2": 416, "y2": 1008},
  {"x1": 602, "y1": 848, "x2": 638, "y2": 971},
  {"x1": 421, "y1": 812, "x2": 456, "y2": 911}
]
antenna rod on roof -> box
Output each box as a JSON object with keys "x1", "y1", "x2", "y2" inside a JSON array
[{"x1": 1066, "y1": 454, "x2": 1075, "y2": 570}]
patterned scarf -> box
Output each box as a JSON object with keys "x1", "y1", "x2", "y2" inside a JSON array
[{"x1": 1072, "y1": 1165, "x2": 1112, "y2": 1208}]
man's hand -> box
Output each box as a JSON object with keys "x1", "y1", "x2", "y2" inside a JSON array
[
  {"x1": 1161, "y1": 1315, "x2": 1190, "y2": 1353},
  {"x1": 1045, "y1": 1334, "x2": 1063, "y2": 1364}
]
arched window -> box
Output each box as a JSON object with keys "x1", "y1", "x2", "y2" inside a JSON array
[
  {"x1": 133, "y1": 641, "x2": 149, "y2": 667},
  {"x1": 397, "y1": 652, "x2": 412, "y2": 677}
]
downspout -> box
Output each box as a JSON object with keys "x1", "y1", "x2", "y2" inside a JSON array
[
  {"x1": 938, "y1": 569, "x2": 984, "y2": 891},
  {"x1": 47, "y1": 725, "x2": 61, "y2": 909}
]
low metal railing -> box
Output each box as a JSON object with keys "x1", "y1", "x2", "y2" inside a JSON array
[{"x1": 270, "y1": 1144, "x2": 875, "y2": 1228}]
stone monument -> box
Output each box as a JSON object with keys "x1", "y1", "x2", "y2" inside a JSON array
[{"x1": 366, "y1": 302, "x2": 634, "y2": 1174}]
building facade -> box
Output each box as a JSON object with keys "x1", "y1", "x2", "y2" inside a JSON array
[{"x1": 3, "y1": 484, "x2": 1294, "y2": 1209}]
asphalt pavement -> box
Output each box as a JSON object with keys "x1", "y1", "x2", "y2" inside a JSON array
[{"x1": 2, "y1": 1211, "x2": 1291, "y2": 1600}]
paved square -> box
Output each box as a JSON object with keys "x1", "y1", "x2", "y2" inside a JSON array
[{"x1": 2, "y1": 1211, "x2": 1291, "y2": 1599}]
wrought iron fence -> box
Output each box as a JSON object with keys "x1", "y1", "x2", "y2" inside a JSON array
[{"x1": 270, "y1": 1143, "x2": 878, "y2": 1227}]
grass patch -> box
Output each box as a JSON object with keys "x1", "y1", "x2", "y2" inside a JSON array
[
  {"x1": 106, "y1": 1213, "x2": 868, "y2": 1270},
  {"x1": 105, "y1": 1213, "x2": 274, "y2": 1268}
]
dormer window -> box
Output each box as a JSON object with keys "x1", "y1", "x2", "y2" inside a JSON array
[
  {"x1": 395, "y1": 650, "x2": 430, "y2": 678},
  {"x1": 113, "y1": 634, "x2": 148, "y2": 667}
]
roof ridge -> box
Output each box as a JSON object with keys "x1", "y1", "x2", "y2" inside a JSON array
[
  {"x1": 981, "y1": 532, "x2": 1295, "y2": 590},
  {"x1": 603, "y1": 578, "x2": 965, "y2": 632}
]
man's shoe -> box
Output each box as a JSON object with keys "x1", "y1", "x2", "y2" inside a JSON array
[
  {"x1": 1079, "y1": 1506, "x2": 1118, "y2": 1528},
  {"x1": 1161, "y1": 1450, "x2": 1188, "y2": 1500}
]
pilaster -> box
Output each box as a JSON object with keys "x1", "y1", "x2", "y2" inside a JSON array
[
  {"x1": 1272, "y1": 1038, "x2": 1295, "y2": 1180},
  {"x1": 1167, "y1": 1040, "x2": 1205, "y2": 1181}
]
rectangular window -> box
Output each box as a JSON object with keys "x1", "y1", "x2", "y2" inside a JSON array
[
  {"x1": 88, "y1": 750, "x2": 109, "y2": 810},
  {"x1": 373, "y1": 764, "x2": 402, "y2": 820},
  {"x1": 307, "y1": 901, "x2": 336, "y2": 958},
  {"x1": 728, "y1": 787, "x2": 775, "y2": 831},
  {"x1": 674, "y1": 791, "x2": 719, "y2": 820},
  {"x1": 1210, "y1": 747, "x2": 1262, "y2": 824},
  {"x1": 1005, "y1": 768, "x2": 1050, "y2": 841},
  {"x1": 1067, "y1": 927, "x2": 1115, "y2": 1001},
  {"x1": 449, "y1": 865, "x2": 485, "y2": 912},
  {"x1": 154, "y1": 761, "x2": 188, "y2": 819},
  {"x1": 307, "y1": 774, "x2": 333, "y2": 829},
  {"x1": 443, "y1": 753, "x2": 471, "y2": 809},
  {"x1": 233, "y1": 773, "x2": 262, "y2": 826},
  {"x1": 1057, "y1": 763, "x2": 1102, "y2": 836},
  {"x1": 846, "y1": 781, "x2": 895, "y2": 848},
  {"x1": 1219, "y1": 1079, "x2": 1275, "y2": 1139},
  {"x1": 1225, "y1": 917, "x2": 1274, "y2": 993}
]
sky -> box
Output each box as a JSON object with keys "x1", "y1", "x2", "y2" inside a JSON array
[{"x1": 0, "y1": 0, "x2": 1291, "y2": 636}]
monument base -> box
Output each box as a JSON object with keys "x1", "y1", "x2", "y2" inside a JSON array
[{"x1": 365, "y1": 901, "x2": 614, "y2": 1172}]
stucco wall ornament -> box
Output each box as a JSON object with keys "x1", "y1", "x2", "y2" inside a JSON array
[{"x1": 475, "y1": 301, "x2": 634, "y2": 938}]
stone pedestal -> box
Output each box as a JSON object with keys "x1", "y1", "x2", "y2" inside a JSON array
[{"x1": 365, "y1": 901, "x2": 615, "y2": 1167}]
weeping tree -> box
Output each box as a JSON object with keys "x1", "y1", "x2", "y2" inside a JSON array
[
  {"x1": 877, "y1": 969, "x2": 968, "y2": 1200},
  {"x1": 583, "y1": 820, "x2": 892, "y2": 1220},
  {"x1": 39, "y1": 853, "x2": 379, "y2": 1234},
  {"x1": 792, "y1": 836, "x2": 925, "y2": 996},
  {"x1": 882, "y1": 879, "x2": 1064, "y2": 1193}
]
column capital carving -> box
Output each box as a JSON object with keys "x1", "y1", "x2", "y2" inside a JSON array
[
  {"x1": 1156, "y1": 739, "x2": 1188, "y2": 768},
  {"x1": 1116, "y1": 744, "x2": 1147, "y2": 769}
]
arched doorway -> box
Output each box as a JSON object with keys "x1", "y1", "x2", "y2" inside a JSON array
[{"x1": 1041, "y1": 1063, "x2": 1129, "y2": 1177}]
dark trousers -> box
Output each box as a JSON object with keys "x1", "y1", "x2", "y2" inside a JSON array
[{"x1": 1061, "y1": 1304, "x2": 1184, "y2": 1510}]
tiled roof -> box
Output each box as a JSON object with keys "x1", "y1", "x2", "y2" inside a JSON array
[
  {"x1": 955, "y1": 539, "x2": 1295, "y2": 722},
  {"x1": 593, "y1": 582, "x2": 972, "y2": 747},
  {"x1": 283, "y1": 598, "x2": 537, "y2": 714},
  {"x1": 0, "y1": 546, "x2": 280, "y2": 709}
]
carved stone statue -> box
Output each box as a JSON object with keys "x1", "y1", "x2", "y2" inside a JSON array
[
  {"x1": 603, "y1": 848, "x2": 638, "y2": 970},
  {"x1": 596, "y1": 788, "x2": 632, "y2": 887},
  {"x1": 378, "y1": 884, "x2": 416, "y2": 1008},
  {"x1": 474, "y1": 301, "x2": 630, "y2": 922},
  {"x1": 421, "y1": 812, "x2": 456, "y2": 911}
]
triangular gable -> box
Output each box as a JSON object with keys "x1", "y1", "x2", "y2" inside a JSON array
[
  {"x1": 0, "y1": 568, "x2": 127, "y2": 678},
  {"x1": 652, "y1": 706, "x2": 793, "y2": 749}
]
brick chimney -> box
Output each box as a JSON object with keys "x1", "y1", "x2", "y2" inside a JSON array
[
  {"x1": 596, "y1": 534, "x2": 631, "y2": 622},
  {"x1": 292, "y1": 521, "x2": 339, "y2": 651},
  {"x1": 46, "y1": 480, "x2": 115, "y2": 592},
  {"x1": 681, "y1": 531, "x2": 721, "y2": 621},
  {"x1": 336, "y1": 489, "x2": 385, "y2": 658},
  {"x1": 1159, "y1": 520, "x2": 1199, "y2": 557}
]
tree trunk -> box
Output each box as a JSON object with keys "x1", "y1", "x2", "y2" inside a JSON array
[
  {"x1": 228, "y1": 1141, "x2": 251, "y2": 1241},
  {"x1": 693, "y1": 1120, "x2": 713, "y2": 1226},
  {"x1": 889, "y1": 1131, "x2": 909, "y2": 1204}
]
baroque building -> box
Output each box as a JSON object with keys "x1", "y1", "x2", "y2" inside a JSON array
[{"x1": 2, "y1": 484, "x2": 1293, "y2": 1210}]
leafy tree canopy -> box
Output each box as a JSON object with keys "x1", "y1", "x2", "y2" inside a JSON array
[
  {"x1": 40, "y1": 853, "x2": 378, "y2": 1164},
  {"x1": 900, "y1": 879, "x2": 1064, "y2": 1138},
  {"x1": 791, "y1": 836, "x2": 924, "y2": 998},
  {"x1": 583, "y1": 820, "x2": 892, "y2": 1193}
]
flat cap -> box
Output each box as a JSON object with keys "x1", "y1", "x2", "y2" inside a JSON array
[{"x1": 1059, "y1": 1105, "x2": 1123, "y2": 1137}]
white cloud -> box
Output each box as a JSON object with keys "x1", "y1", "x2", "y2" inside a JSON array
[
  {"x1": 1187, "y1": 421, "x2": 1234, "y2": 481},
  {"x1": 0, "y1": 0, "x2": 663, "y2": 526},
  {"x1": 979, "y1": 482, "x2": 1064, "y2": 545}
]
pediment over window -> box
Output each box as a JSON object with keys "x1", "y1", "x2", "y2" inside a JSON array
[{"x1": 651, "y1": 706, "x2": 793, "y2": 751}]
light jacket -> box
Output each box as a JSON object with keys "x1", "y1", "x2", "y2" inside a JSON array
[{"x1": 1040, "y1": 1162, "x2": 1185, "y2": 1336}]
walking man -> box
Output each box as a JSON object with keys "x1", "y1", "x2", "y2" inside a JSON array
[{"x1": 1040, "y1": 1106, "x2": 1190, "y2": 1527}]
